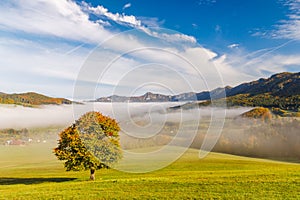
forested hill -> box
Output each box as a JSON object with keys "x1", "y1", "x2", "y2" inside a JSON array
[
  {"x1": 170, "y1": 72, "x2": 300, "y2": 112},
  {"x1": 225, "y1": 72, "x2": 300, "y2": 97},
  {"x1": 218, "y1": 72, "x2": 300, "y2": 111},
  {"x1": 192, "y1": 71, "x2": 300, "y2": 101},
  {"x1": 0, "y1": 92, "x2": 73, "y2": 106}
]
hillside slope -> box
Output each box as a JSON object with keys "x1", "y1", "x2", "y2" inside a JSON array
[
  {"x1": 226, "y1": 72, "x2": 300, "y2": 97},
  {"x1": 0, "y1": 145, "x2": 300, "y2": 199},
  {"x1": 0, "y1": 92, "x2": 72, "y2": 106},
  {"x1": 170, "y1": 72, "x2": 300, "y2": 112}
]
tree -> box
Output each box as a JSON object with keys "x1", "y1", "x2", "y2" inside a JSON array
[{"x1": 54, "y1": 111, "x2": 122, "y2": 180}]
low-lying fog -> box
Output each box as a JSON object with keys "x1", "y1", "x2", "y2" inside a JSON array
[
  {"x1": 0, "y1": 103, "x2": 252, "y2": 129},
  {"x1": 1, "y1": 102, "x2": 299, "y2": 161}
]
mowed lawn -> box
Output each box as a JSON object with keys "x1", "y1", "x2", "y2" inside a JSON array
[{"x1": 0, "y1": 144, "x2": 299, "y2": 199}]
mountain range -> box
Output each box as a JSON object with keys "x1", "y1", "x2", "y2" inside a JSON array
[
  {"x1": 171, "y1": 72, "x2": 300, "y2": 112},
  {"x1": 1, "y1": 72, "x2": 299, "y2": 110},
  {"x1": 96, "y1": 72, "x2": 300, "y2": 110}
]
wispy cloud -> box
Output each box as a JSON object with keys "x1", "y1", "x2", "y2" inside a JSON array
[
  {"x1": 192, "y1": 23, "x2": 199, "y2": 30},
  {"x1": 2, "y1": 0, "x2": 294, "y2": 99},
  {"x1": 81, "y1": 2, "x2": 196, "y2": 43},
  {"x1": 0, "y1": 0, "x2": 212, "y2": 98},
  {"x1": 215, "y1": 25, "x2": 221, "y2": 33},
  {"x1": 140, "y1": 27, "x2": 197, "y2": 43},
  {"x1": 0, "y1": 0, "x2": 111, "y2": 44},
  {"x1": 123, "y1": 3, "x2": 131, "y2": 10},
  {"x1": 227, "y1": 43, "x2": 239, "y2": 49},
  {"x1": 84, "y1": 3, "x2": 141, "y2": 27},
  {"x1": 272, "y1": 0, "x2": 300, "y2": 40},
  {"x1": 252, "y1": 0, "x2": 300, "y2": 41},
  {"x1": 223, "y1": 40, "x2": 300, "y2": 80},
  {"x1": 137, "y1": 17, "x2": 165, "y2": 27},
  {"x1": 197, "y1": 0, "x2": 217, "y2": 6}
]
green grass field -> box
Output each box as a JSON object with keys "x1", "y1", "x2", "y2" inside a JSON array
[{"x1": 0, "y1": 144, "x2": 299, "y2": 199}]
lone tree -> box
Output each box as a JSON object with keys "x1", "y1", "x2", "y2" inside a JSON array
[{"x1": 54, "y1": 111, "x2": 122, "y2": 180}]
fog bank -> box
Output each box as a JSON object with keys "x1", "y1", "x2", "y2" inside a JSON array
[{"x1": 0, "y1": 103, "x2": 251, "y2": 129}]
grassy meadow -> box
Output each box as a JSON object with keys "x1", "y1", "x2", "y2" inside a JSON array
[{"x1": 0, "y1": 143, "x2": 300, "y2": 199}]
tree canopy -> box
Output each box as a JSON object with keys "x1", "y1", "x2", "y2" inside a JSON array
[{"x1": 54, "y1": 111, "x2": 122, "y2": 175}]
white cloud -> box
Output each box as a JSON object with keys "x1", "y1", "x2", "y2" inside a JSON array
[
  {"x1": 137, "y1": 17, "x2": 164, "y2": 27},
  {"x1": 192, "y1": 23, "x2": 199, "y2": 29},
  {"x1": 86, "y1": 3, "x2": 141, "y2": 27},
  {"x1": 83, "y1": 2, "x2": 196, "y2": 44},
  {"x1": 263, "y1": 0, "x2": 300, "y2": 40},
  {"x1": 139, "y1": 27, "x2": 197, "y2": 44},
  {"x1": 0, "y1": 0, "x2": 111, "y2": 44},
  {"x1": 213, "y1": 55, "x2": 254, "y2": 86},
  {"x1": 0, "y1": 36, "x2": 87, "y2": 97},
  {"x1": 162, "y1": 33, "x2": 197, "y2": 43},
  {"x1": 123, "y1": 3, "x2": 131, "y2": 10},
  {"x1": 81, "y1": 42, "x2": 233, "y2": 96},
  {"x1": 222, "y1": 44, "x2": 300, "y2": 81},
  {"x1": 96, "y1": 19, "x2": 111, "y2": 27},
  {"x1": 3, "y1": 0, "x2": 294, "y2": 100},
  {"x1": 227, "y1": 43, "x2": 239, "y2": 49},
  {"x1": 248, "y1": 54, "x2": 300, "y2": 74}
]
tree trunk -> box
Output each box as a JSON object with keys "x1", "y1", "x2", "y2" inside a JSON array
[{"x1": 90, "y1": 168, "x2": 95, "y2": 181}]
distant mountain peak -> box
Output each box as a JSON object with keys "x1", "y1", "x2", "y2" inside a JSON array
[
  {"x1": 270, "y1": 71, "x2": 294, "y2": 79},
  {"x1": 169, "y1": 71, "x2": 300, "y2": 112},
  {"x1": 96, "y1": 72, "x2": 300, "y2": 103}
]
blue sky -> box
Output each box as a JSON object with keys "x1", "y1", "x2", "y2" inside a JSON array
[
  {"x1": 85, "y1": 0, "x2": 288, "y2": 51},
  {"x1": 0, "y1": 0, "x2": 299, "y2": 99}
]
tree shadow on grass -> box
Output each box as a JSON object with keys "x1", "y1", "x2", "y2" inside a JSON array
[{"x1": 0, "y1": 177, "x2": 77, "y2": 185}]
